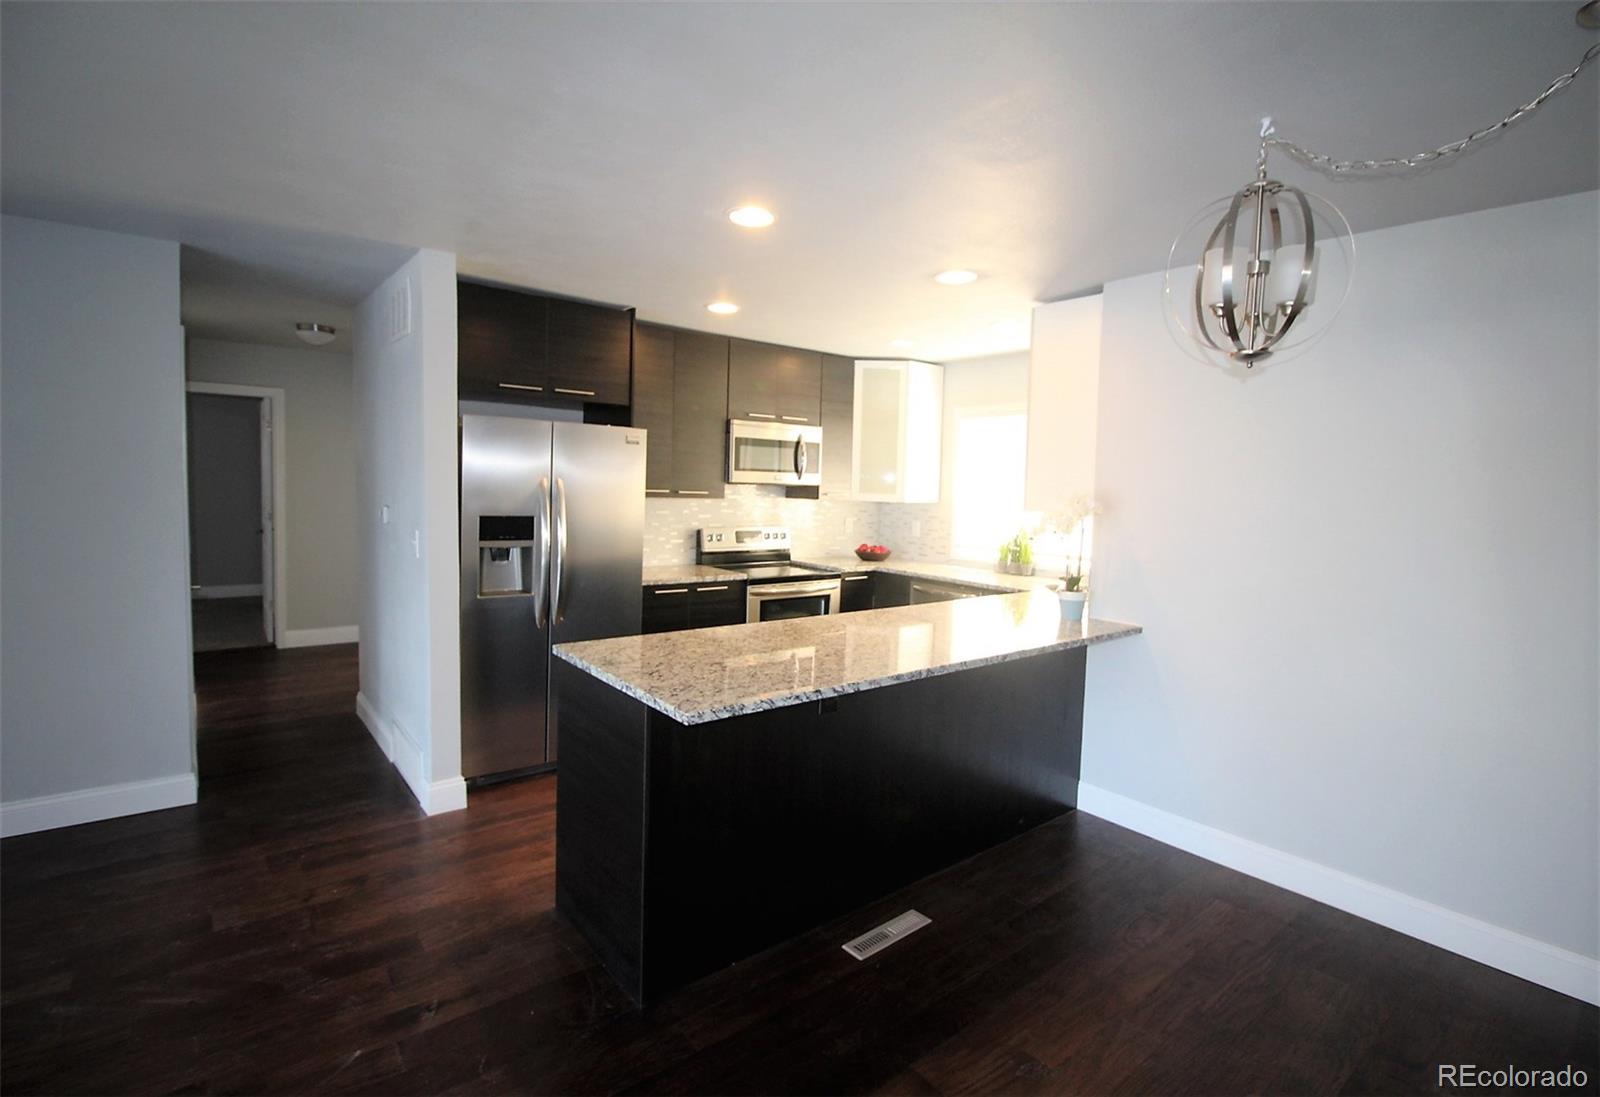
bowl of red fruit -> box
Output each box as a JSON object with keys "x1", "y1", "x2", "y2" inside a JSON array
[{"x1": 855, "y1": 543, "x2": 892, "y2": 562}]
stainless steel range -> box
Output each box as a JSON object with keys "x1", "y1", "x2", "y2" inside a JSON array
[{"x1": 697, "y1": 526, "x2": 842, "y2": 623}]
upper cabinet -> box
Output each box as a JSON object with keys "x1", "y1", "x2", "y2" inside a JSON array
[
  {"x1": 546, "y1": 297, "x2": 632, "y2": 405},
  {"x1": 850, "y1": 360, "x2": 943, "y2": 504},
  {"x1": 631, "y1": 321, "x2": 728, "y2": 499},
  {"x1": 633, "y1": 321, "x2": 676, "y2": 493},
  {"x1": 1023, "y1": 294, "x2": 1102, "y2": 513},
  {"x1": 457, "y1": 281, "x2": 632, "y2": 406},
  {"x1": 728, "y1": 340, "x2": 821, "y2": 425}
]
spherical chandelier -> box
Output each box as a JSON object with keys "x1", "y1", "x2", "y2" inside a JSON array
[
  {"x1": 1165, "y1": 14, "x2": 1600, "y2": 372},
  {"x1": 1164, "y1": 121, "x2": 1353, "y2": 369}
]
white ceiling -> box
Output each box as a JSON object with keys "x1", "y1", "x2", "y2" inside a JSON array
[{"x1": 3, "y1": 2, "x2": 1595, "y2": 361}]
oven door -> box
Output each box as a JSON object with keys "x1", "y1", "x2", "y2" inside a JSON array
[
  {"x1": 746, "y1": 579, "x2": 841, "y2": 623},
  {"x1": 727, "y1": 419, "x2": 822, "y2": 486}
]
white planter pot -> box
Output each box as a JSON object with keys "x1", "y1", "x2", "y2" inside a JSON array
[{"x1": 1057, "y1": 589, "x2": 1088, "y2": 622}]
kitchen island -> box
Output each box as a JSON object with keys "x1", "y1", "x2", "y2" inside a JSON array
[{"x1": 551, "y1": 590, "x2": 1140, "y2": 1004}]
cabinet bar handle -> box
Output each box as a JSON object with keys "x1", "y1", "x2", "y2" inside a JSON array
[
  {"x1": 651, "y1": 588, "x2": 689, "y2": 595},
  {"x1": 781, "y1": 415, "x2": 810, "y2": 423},
  {"x1": 676, "y1": 489, "x2": 710, "y2": 495},
  {"x1": 695, "y1": 585, "x2": 729, "y2": 592},
  {"x1": 747, "y1": 412, "x2": 777, "y2": 419},
  {"x1": 843, "y1": 574, "x2": 869, "y2": 581},
  {"x1": 645, "y1": 488, "x2": 671, "y2": 494},
  {"x1": 498, "y1": 382, "x2": 544, "y2": 392},
  {"x1": 553, "y1": 387, "x2": 597, "y2": 397}
]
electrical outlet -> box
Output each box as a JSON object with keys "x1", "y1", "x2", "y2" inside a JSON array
[
  {"x1": 412, "y1": 529, "x2": 421, "y2": 559},
  {"x1": 845, "y1": 517, "x2": 855, "y2": 535},
  {"x1": 381, "y1": 505, "x2": 390, "y2": 525},
  {"x1": 912, "y1": 520, "x2": 923, "y2": 538}
]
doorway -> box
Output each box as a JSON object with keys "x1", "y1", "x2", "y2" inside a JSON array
[{"x1": 185, "y1": 381, "x2": 287, "y2": 651}]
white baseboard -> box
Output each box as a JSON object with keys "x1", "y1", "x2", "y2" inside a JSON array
[
  {"x1": 192, "y1": 583, "x2": 262, "y2": 599},
  {"x1": 1076, "y1": 783, "x2": 1600, "y2": 1006},
  {"x1": 281, "y1": 625, "x2": 359, "y2": 648},
  {"x1": 0, "y1": 773, "x2": 198, "y2": 838},
  {"x1": 355, "y1": 691, "x2": 466, "y2": 816}
]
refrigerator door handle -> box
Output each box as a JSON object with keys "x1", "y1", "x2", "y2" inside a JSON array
[
  {"x1": 552, "y1": 476, "x2": 570, "y2": 624},
  {"x1": 534, "y1": 476, "x2": 552, "y2": 627}
]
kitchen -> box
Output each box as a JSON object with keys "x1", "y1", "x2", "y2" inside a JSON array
[
  {"x1": 453, "y1": 276, "x2": 1138, "y2": 1002},
  {"x1": 1, "y1": 2, "x2": 1595, "y2": 1093}
]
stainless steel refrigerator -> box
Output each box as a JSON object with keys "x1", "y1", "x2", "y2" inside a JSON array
[{"x1": 460, "y1": 414, "x2": 645, "y2": 779}]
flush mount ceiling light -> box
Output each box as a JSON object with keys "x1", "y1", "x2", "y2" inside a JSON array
[
  {"x1": 727, "y1": 206, "x2": 776, "y2": 229},
  {"x1": 1166, "y1": 13, "x2": 1599, "y2": 370},
  {"x1": 934, "y1": 269, "x2": 978, "y2": 286},
  {"x1": 706, "y1": 301, "x2": 740, "y2": 316},
  {"x1": 295, "y1": 322, "x2": 336, "y2": 346},
  {"x1": 890, "y1": 338, "x2": 915, "y2": 349}
]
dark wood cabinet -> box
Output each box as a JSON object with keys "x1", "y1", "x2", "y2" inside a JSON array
[
  {"x1": 873, "y1": 571, "x2": 912, "y2": 609},
  {"x1": 670, "y1": 330, "x2": 729, "y2": 498},
  {"x1": 789, "y1": 351, "x2": 855, "y2": 500},
  {"x1": 686, "y1": 581, "x2": 744, "y2": 629},
  {"x1": 630, "y1": 324, "x2": 729, "y2": 499},
  {"x1": 457, "y1": 281, "x2": 631, "y2": 407},
  {"x1": 642, "y1": 580, "x2": 746, "y2": 634},
  {"x1": 547, "y1": 297, "x2": 632, "y2": 405},
  {"x1": 839, "y1": 572, "x2": 874, "y2": 612},
  {"x1": 554, "y1": 646, "x2": 1086, "y2": 1003},
  {"x1": 633, "y1": 322, "x2": 675, "y2": 495},
  {"x1": 728, "y1": 339, "x2": 821, "y2": 424},
  {"x1": 458, "y1": 282, "x2": 548, "y2": 399},
  {"x1": 642, "y1": 586, "x2": 692, "y2": 634}
]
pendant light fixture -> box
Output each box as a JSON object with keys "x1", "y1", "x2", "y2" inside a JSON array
[{"x1": 1166, "y1": 11, "x2": 1600, "y2": 370}]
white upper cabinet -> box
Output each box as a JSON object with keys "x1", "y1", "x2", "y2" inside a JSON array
[
  {"x1": 851, "y1": 360, "x2": 943, "y2": 503},
  {"x1": 1024, "y1": 295, "x2": 1102, "y2": 514}
]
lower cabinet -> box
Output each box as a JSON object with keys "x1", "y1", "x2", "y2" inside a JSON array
[
  {"x1": 643, "y1": 581, "x2": 746, "y2": 634},
  {"x1": 839, "y1": 572, "x2": 874, "y2": 612},
  {"x1": 872, "y1": 572, "x2": 912, "y2": 609}
]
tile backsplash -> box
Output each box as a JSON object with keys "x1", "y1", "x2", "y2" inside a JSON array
[{"x1": 644, "y1": 485, "x2": 954, "y2": 565}]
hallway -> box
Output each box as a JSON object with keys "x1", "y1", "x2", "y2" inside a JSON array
[{"x1": 1, "y1": 646, "x2": 1593, "y2": 1095}]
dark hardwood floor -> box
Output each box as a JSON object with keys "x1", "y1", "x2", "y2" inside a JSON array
[{"x1": 2, "y1": 644, "x2": 1594, "y2": 1095}]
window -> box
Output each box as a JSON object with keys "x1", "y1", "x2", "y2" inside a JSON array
[{"x1": 949, "y1": 411, "x2": 1028, "y2": 564}]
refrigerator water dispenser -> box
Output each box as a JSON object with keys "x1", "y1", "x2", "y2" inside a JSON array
[{"x1": 477, "y1": 515, "x2": 537, "y2": 597}]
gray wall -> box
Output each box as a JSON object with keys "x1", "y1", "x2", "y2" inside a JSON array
[
  {"x1": 186, "y1": 339, "x2": 358, "y2": 631},
  {"x1": 355, "y1": 249, "x2": 464, "y2": 811},
  {"x1": 1083, "y1": 192, "x2": 1599, "y2": 961},
  {"x1": 186, "y1": 392, "x2": 262, "y2": 589},
  {"x1": 1, "y1": 215, "x2": 193, "y2": 805}
]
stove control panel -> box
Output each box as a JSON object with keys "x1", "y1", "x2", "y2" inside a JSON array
[{"x1": 699, "y1": 526, "x2": 791, "y2": 555}]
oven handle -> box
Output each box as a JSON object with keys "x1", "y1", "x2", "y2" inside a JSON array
[{"x1": 748, "y1": 580, "x2": 840, "y2": 598}]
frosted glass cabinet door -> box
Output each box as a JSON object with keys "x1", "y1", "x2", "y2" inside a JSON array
[{"x1": 853, "y1": 362, "x2": 904, "y2": 499}]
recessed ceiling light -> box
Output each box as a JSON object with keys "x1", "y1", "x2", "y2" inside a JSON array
[
  {"x1": 706, "y1": 301, "x2": 740, "y2": 315},
  {"x1": 295, "y1": 322, "x2": 336, "y2": 346},
  {"x1": 890, "y1": 338, "x2": 915, "y2": 349},
  {"x1": 934, "y1": 269, "x2": 979, "y2": 286},
  {"x1": 728, "y1": 206, "x2": 776, "y2": 229}
]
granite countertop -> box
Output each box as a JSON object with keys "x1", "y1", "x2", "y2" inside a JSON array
[
  {"x1": 642, "y1": 564, "x2": 744, "y2": 586},
  {"x1": 797, "y1": 556, "x2": 1068, "y2": 593},
  {"x1": 555, "y1": 590, "x2": 1141, "y2": 725},
  {"x1": 642, "y1": 557, "x2": 1067, "y2": 592}
]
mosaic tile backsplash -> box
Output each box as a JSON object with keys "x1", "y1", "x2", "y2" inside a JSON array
[{"x1": 644, "y1": 485, "x2": 955, "y2": 566}]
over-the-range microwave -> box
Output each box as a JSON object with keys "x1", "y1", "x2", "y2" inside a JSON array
[{"x1": 726, "y1": 418, "x2": 822, "y2": 487}]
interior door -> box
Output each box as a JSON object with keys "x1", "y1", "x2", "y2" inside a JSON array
[{"x1": 258, "y1": 397, "x2": 275, "y2": 644}]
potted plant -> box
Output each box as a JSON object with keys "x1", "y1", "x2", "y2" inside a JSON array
[{"x1": 1053, "y1": 496, "x2": 1101, "y2": 621}]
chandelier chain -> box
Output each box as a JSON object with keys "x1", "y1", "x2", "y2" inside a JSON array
[{"x1": 1263, "y1": 40, "x2": 1600, "y2": 175}]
